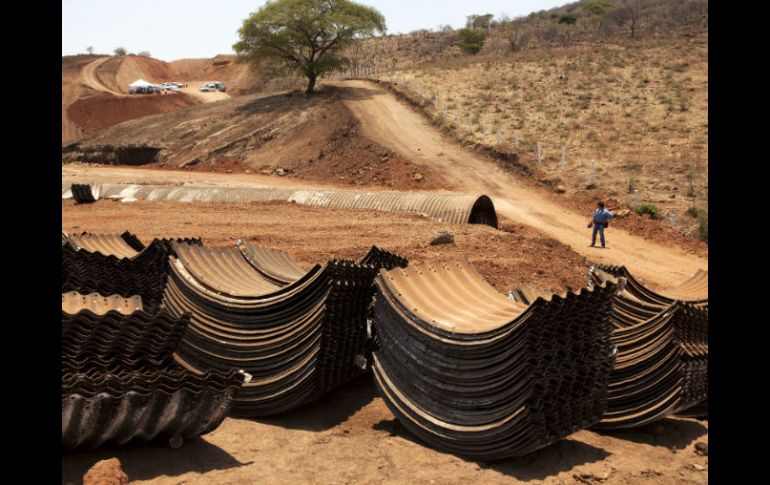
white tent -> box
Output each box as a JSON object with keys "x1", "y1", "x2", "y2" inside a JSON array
[{"x1": 128, "y1": 79, "x2": 153, "y2": 88}]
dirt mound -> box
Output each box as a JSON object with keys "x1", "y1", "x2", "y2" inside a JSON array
[
  {"x1": 62, "y1": 54, "x2": 267, "y2": 143},
  {"x1": 63, "y1": 87, "x2": 445, "y2": 191},
  {"x1": 67, "y1": 93, "x2": 201, "y2": 136},
  {"x1": 169, "y1": 56, "x2": 262, "y2": 95}
]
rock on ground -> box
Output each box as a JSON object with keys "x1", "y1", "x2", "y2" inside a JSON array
[
  {"x1": 83, "y1": 458, "x2": 128, "y2": 485},
  {"x1": 430, "y1": 230, "x2": 454, "y2": 245}
]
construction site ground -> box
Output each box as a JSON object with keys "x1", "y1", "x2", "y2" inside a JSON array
[
  {"x1": 61, "y1": 197, "x2": 708, "y2": 485},
  {"x1": 62, "y1": 381, "x2": 708, "y2": 485},
  {"x1": 62, "y1": 63, "x2": 707, "y2": 485}
]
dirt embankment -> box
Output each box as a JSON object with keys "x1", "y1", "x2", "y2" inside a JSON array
[
  {"x1": 63, "y1": 88, "x2": 446, "y2": 191},
  {"x1": 62, "y1": 54, "x2": 267, "y2": 143},
  {"x1": 61, "y1": 199, "x2": 589, "y2": 293},
  {"x1": 67, "y1": 93, "x2": 201, "y2": 135}
]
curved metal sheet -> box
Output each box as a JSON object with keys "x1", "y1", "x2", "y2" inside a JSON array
[
  {"x1": 67, "y1": 233, "x2": 140, "y2": 259},
  {"x1": 62, "y1": 183, "x2": 499, "y2": 227},
  {"x1": 62, "y1": 291, "x2": 143, "y2": 315},
  {"x1": 371, "y1": 260, "x2": 617, "y2": 459}
]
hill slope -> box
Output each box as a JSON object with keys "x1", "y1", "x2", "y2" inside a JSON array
[
  {"x1": 61, "y1": 54, "x2": 272, "y2": 143},
  {"x1": 62, "y1": 80, "x2": 705, "y2": 286},
  {"x1": 62, "y1": 87, "x2": 442, "y2": 190}
]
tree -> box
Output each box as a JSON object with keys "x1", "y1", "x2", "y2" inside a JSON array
[
  {"x1": 234, "y1": 0, "x2": 386, "y2": 95},
  {"x1": 503, "y1": 18, "x2": 528, "y2": 52},
  {"x1": 113, "y1": 47, "x2": 127, "y2": 56},
  {"x1": 582, "y1": 1, "x2": 613, "y2": 32},
  {"x1": 608, "y1": 0, "x2": 640, "y2": 38},
  {"x1": 558, "y1": 14, "x2": 578, "y2": 46},
  {"x1": 466, "y1": 13, "x2": 494, "y2": 30},
  {"x1": 138, "y1": 51, "x2": 151, "y2": 57},
  {"x1": 86, "y1": 46, "x2": 94, "y2": 55},
  {"x1": 457, "y1": 28, "x2": 486, "y2": 54}
]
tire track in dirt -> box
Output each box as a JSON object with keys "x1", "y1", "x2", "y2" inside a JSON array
[{"x1": 81, "y1": 57, "x2": 124, "y2": 96}]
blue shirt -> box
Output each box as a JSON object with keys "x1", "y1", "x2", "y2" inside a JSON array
[{"x1": 593, "y1": 208, "x2": 614, "y2": 224}]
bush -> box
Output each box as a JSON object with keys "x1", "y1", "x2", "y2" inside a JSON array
[
  {"x1": 697, "y1": 210, "x2": 708, "y2": 242},
  {"x1": 113, "y1": 47, "x2": 127, "y2": 56},
  {"x1": 457, "y1": 28, "x2": 487, "y2": 54},
  {"x1": 636, "y1": 204, "x2": 660, "y2": 219},
  {"x1": 686, "y1": 207, "x2": 708, "y2": 243}
]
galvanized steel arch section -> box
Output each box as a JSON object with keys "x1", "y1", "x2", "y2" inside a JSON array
[{"x1": 63, "y1": 183, "x2": 499, "y2": 227}]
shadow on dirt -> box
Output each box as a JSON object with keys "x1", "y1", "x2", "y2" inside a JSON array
[
  {"x1": 372, "y1": 418, "x2": 610, "y2": 481},
  {"x1": 257, "y1": 372, "x2": 378, "y2": 432},
  {"x1": 61, "y1": 437, "x2": 250, "y2": 484},
  {"x1": 596, "y1": 417, "x2": 707, "y2": 450},
  {"x1": 232, "y1": 83, "x2": 379, "y2": 117}
]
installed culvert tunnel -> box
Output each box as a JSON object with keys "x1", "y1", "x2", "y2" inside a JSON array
[{"x1": 468, "y1": 195, "x2": 498, "y2": 228}]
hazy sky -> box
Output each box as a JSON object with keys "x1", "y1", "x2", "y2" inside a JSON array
[{"x1": 62, "y1": 0, "x2": 566, "y2": 61}]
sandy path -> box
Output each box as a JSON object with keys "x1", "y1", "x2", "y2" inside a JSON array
[
  {"x1": 330, "y1": 80, "x2": 706, "y2": 288},
  {"x1": 180, "y1": 82, "x2": 231, "y2": 102},
  {"x1": 80, "y1": 57, "x2": 124, "y2": 96}
]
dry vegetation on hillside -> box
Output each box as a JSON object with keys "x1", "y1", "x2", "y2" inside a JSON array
[
  {"x1": 385, "y1": 37, "x2": 707, "y2": 231},
  {"x1": 327, "y1": 0, "x2": 708, "y2": 240}
]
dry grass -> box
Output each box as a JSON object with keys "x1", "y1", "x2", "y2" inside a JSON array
[{"x1": 373, "y1": 35, "x2": 707, "y2": 236}]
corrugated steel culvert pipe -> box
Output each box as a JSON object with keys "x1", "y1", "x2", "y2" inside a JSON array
[
  {"x1": 369, "y1": 260, "x2": 617, "y2": 460},
  {"x1": 587, "y1": 266, "x2": 708, "y2": 428},
  {"x1": 468, "y1": 195, "x2": 498, "y2": 227},
  {"x1": 161, "y1": 242, "x2": 410, "y2": 416},
  {"x1": 62, "y1": 183, "x2": 500, "y2": 228},
  {"x1": 61, "y1": 307, "x2": 247, "y2": 450}
]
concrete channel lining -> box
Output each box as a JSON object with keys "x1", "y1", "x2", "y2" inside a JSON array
[{"x1": 62, "y1": 183, "x2": 499, "y2": 227}]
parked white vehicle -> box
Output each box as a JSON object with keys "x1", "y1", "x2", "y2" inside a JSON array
[{"x1": 200, "y1": 81, "x2": 226, "y2": 92}]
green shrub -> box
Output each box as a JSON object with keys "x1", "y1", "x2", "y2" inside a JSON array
[
  {"x1": 458, "y1": 28, "x2": 487, "y2": 55},
  {"x1": 636, "y1": 204, "x2": 660, "y2": 219}
]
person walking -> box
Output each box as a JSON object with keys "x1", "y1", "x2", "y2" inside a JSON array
[{"x1": 588, "y1": 201, "x2": 613, "y2": 248}]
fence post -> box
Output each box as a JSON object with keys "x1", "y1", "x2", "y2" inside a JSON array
[
  {"x1": 560, "y1": 146, "x2": 565, "y2": 172},
  {"x1": 670, "y1": 213, "x2": 677, "y2": 229},
  {"x1": 633, "y1": 189, "x2": 639, "y2": 210},
  {"x1": 496, "y1": 127, "x2": 501, "y2": 145},
  {"x1": 515, "y1": 131, "x2": 519, "y2": 150},
  {"x1": 537, "y1": 142, "x2": 542, "y2": 165},
  {"x1": 468, "y1": 115, "x2": 473, "y2": 133}
]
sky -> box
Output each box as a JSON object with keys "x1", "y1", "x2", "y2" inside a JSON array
[{"x1": 62, "y1": 0, "x2": 567, "y2": 61}]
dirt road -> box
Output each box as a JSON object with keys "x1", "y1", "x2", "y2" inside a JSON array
[
  {"x1": 180, "y1": 82, "x2": 231, "y2": 102},
  {"x1": 81, "y1": 57, "x2": 124, "y2": 96},
  {"x1": 330, "y1": 80, "x2": 706, "y2": 287}
]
